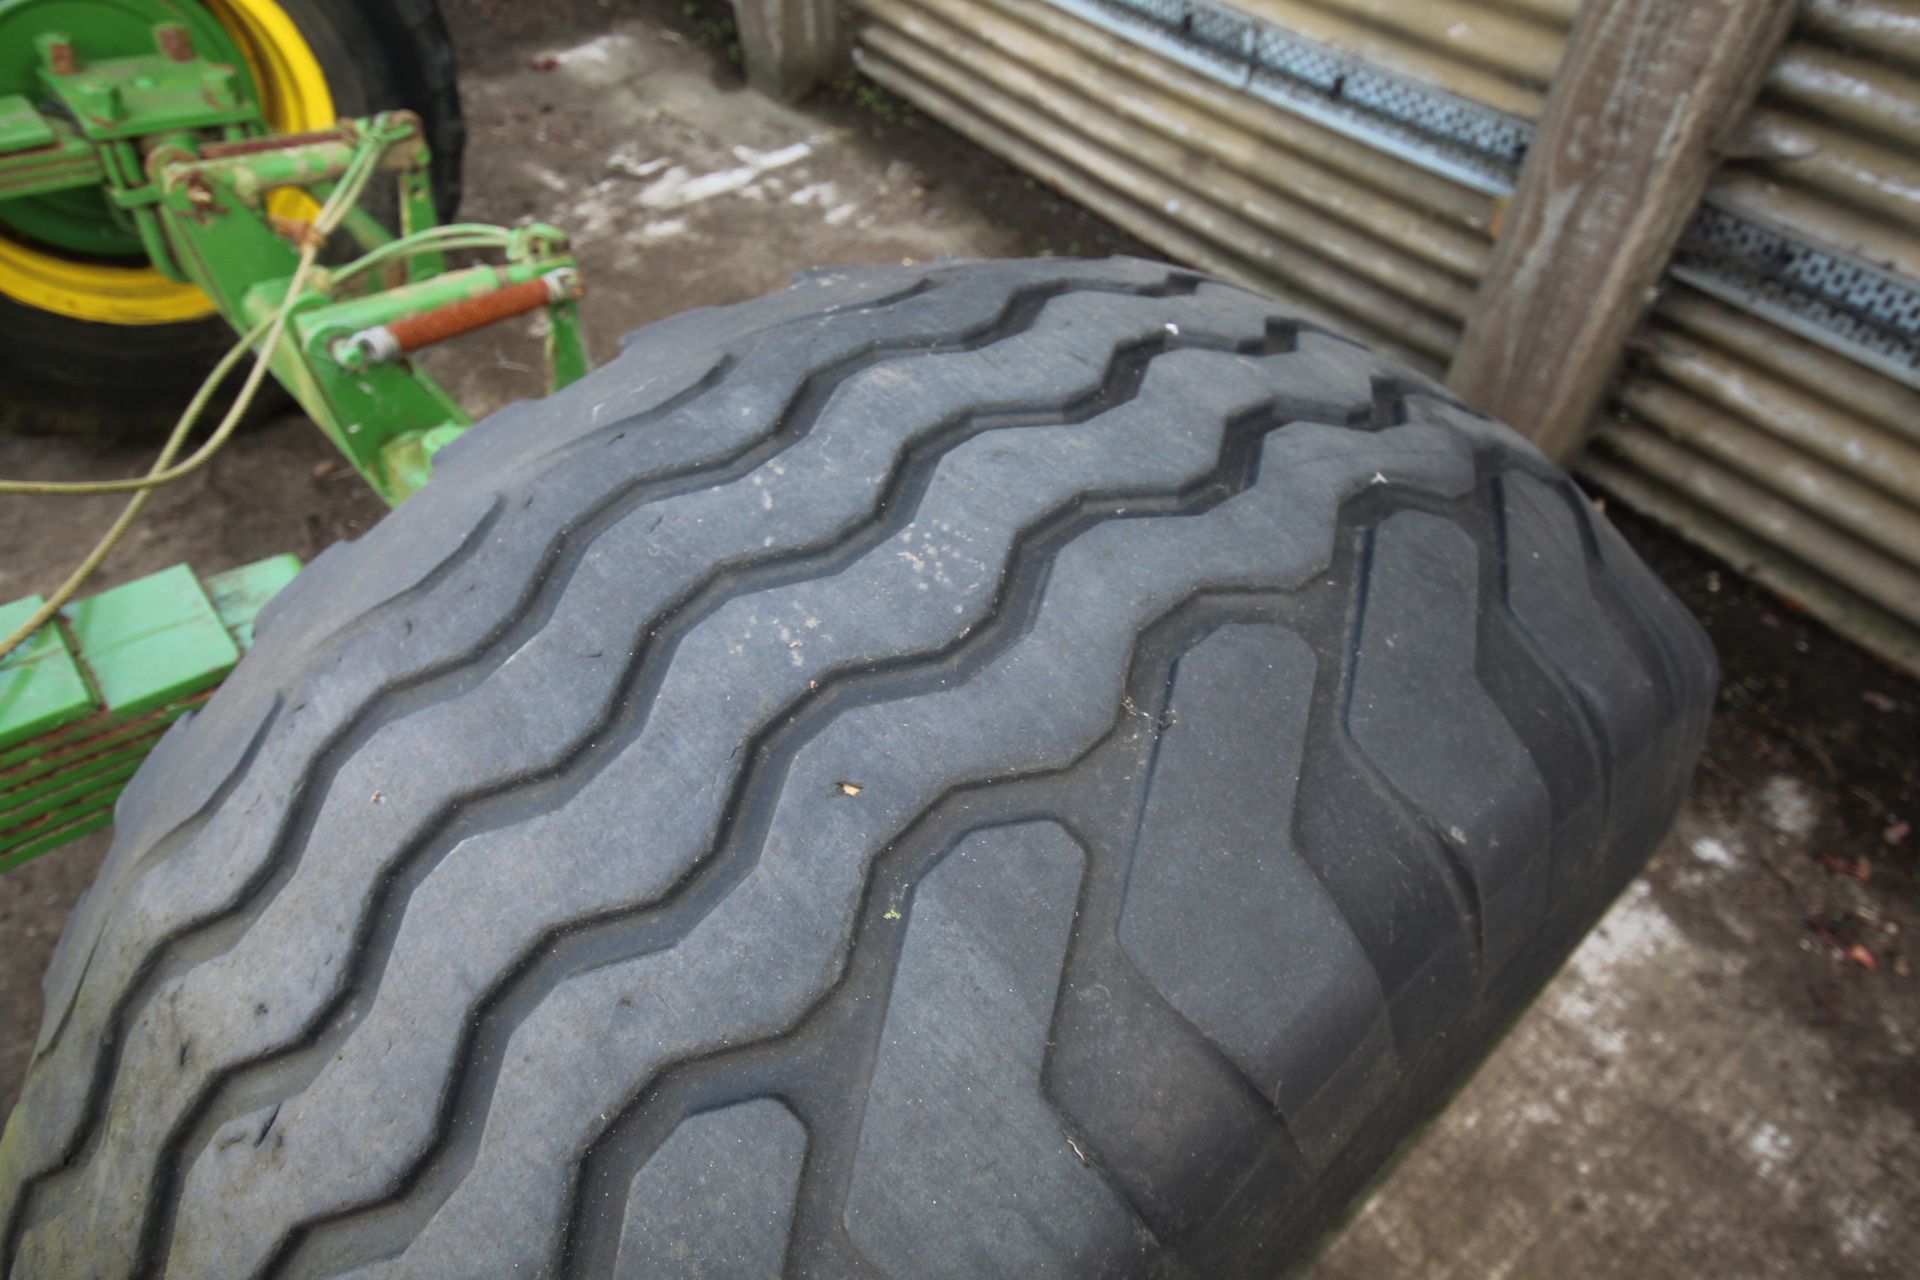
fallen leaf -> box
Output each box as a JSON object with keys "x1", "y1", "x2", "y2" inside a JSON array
[
  {"x1": 836, "y1": 781, "x2": 862, "y2": 797},
  {"x1": 1845, "y1": 944, "x2": 1879, "y2": 972}
]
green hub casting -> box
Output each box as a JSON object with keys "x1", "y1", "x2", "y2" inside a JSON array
[{"x1": 0, "y1": 0, "x2": 262, "y2": 259}]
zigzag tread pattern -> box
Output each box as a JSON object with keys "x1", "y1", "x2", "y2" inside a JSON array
[
  {"x1": 0, "y1": 262, "x2": 988, "y2": 1266},
  {"x1": 0, "y1": 259, "x2": 1715, "y2": 1280}
]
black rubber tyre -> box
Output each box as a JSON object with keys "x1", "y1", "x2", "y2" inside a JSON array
[
  {"x1": 0, "y1": 258, "x2": 1716, "y2": 1278},
  {"x1": 0, "y1": 0, "x2": 463, "y2": 441}
]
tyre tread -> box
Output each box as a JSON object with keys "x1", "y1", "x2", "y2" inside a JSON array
[{"x1": 0, "y1": 259, "x2": 1715, "y2": 1280}]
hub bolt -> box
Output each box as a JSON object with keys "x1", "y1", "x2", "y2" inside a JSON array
[
  {"x1": 41, "y1": 35, "x2": 78, "y2": 76},
  {"x1": 155, "y1": 24, "x2": 195, "y2": 62}
]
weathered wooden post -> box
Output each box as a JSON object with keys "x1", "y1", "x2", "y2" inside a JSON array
[
  {"x1": 1448, "y1": 0, "x2": 1799, "y2": 459},
  {"x1": 734, "y1": 0, "x2": 845, "y2": 101}
]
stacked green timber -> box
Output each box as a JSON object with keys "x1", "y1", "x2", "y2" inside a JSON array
[{"x1": 0, "y1": 555, "x2": 300, "y2": 871}]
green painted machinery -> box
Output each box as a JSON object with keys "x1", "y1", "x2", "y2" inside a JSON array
[
  {"x1": 0, "y1": 7, "x2": 593, "y2": 867},
  {"x1": 0, "y1": 25, "x2": 587, "y2": 505},
  {"x1": 0, "y1": 557, "x2": 297, "y2": 870}
]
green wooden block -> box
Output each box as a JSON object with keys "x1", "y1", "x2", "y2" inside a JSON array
[
  {"x1": 62, "y1": 565, "x2": 239, "y2": 719},
  {"x1": 0, "y1": 596, "x2": 96, "y2": 752},
  {"x1": 205, "y1": 554, "x2": 301, "y2": 651},
  {"x1": 2, "y1": 555, "x2": 301, "y2": 870}
]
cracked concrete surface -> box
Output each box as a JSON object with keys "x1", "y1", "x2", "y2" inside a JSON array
[{"x1": 2, "y1": 2, "x2": 1913, "y2": 1274}]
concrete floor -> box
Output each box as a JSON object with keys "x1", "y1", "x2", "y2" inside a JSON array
[{"x1": 2, "y1": 1, "x2": 1915, "y2": 1274}]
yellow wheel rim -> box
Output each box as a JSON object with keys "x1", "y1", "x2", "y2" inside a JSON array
[{"x1": 0, "y1": 0, "x2": 335, "y2": 325}]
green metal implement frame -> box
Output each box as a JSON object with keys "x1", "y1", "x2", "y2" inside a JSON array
[
  {"x1": 0, "y1": 21, "x2": 597, "y2": 865},
  {"x1": 0, "y1": 22, "x2": 590, "y2": 505}
]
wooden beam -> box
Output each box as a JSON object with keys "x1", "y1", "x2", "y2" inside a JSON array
[
  {"x1": 1446, "y1": 0, "x2": 1798, "y2": 460},
  {"x1": 734, "y1": 0, "x2": 845, "y2": 101}
]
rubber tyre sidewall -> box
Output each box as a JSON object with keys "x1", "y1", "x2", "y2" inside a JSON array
[{"x1": 0, "y1": 0, "x2": 464, "y2": 442}]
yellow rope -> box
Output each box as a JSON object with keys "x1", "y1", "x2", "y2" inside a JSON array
[
  {"x1": 0, "y1": 241, "x2": 317, "y2": 663},
  {"x1": 0, "y1": 127, "x2": 393, "y2": 662}
]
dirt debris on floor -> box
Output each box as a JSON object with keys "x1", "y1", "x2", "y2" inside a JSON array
[
  {"x1": 1, "y1": 2, "x2": 1914, "y2": 1276},
  {"x1": 412, "y1": 0, "x2": 1145, "y2": 421}
]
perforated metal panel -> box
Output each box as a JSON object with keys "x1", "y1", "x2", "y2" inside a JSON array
[
  {"x1": 1047, "y1": 0, "x2": 1533, "y2": 192},
  {"x1": 1027, "y1": 0, "x2": 1920, "y2": 387},
  {"x1": 1674, "y1": 205, "x2": 1920, "y2": 388}
]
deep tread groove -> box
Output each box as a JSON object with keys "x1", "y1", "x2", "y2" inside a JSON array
[
  {"x1": 268, "y1": 384, "x2": 1320, "y2": 1279},
  {"x1": 30, "y1": 699, "x2": 283, "y2": 1065},
  {"x1": 569, "y1": 470, "x2": 1556, "y2": 1277},
  {"x1": 5, "y1": 273, "x2": 1200, "y2": 1271},
  {"x1": 9, "y1": 271, "x2": 952, "y2": 1176},
  {"x1": 0, "y1": 260, "x2": 1715, "y2": 1280},
  {"x1": 164, "y1": 314, "x2": 1292, "y2": 1280}
]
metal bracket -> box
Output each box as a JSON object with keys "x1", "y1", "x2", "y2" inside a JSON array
[
  {"x1": 2, "y1": 28, "x2": 594, "y2": 502},
  {"x1": 151, "y1": 118, "x2": 586, "y2": 504}
]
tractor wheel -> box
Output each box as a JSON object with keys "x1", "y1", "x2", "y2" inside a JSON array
[
  {"x1": 0, "y1": 0, "x2": 463, "y2": 441},
  {"x1": 0, "y1": 258, "x2": 1715, "y2": 1278}
]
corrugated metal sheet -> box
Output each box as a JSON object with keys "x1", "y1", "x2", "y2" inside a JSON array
[
  {"x1": 853, "y1": 0, "x2": 1495, "y2": 372},
  {"x1": 848, "y1": 0, "x2": 1920, "y2": 670},
  {"x1": 1230, "y1": 0, "x2": 1572, "y2": 118},
  {"x1": 1590, "y1": 298, "x2": 1920, "y2": 669},
  {"x1": 1589, "y1": 4, "x2": 1920, "y2": 670},
  {"x1": 1031, "y1": 0, "x2": 1539, "y2": 190},
  {"x1": 1717, "y1": 6, "x2": 1920, "y2": 279}
]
